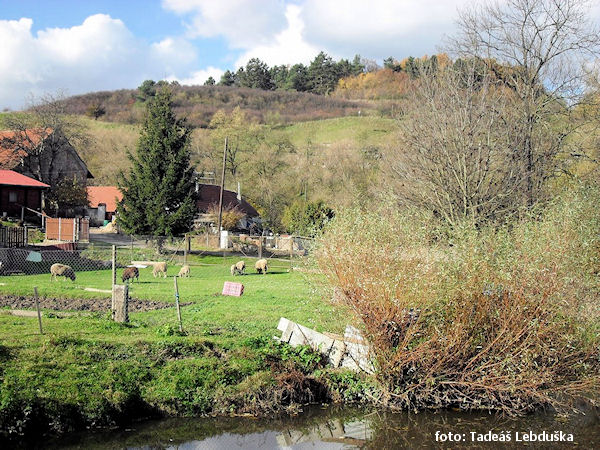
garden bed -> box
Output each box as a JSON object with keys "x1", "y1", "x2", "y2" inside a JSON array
[{"x1": 0, "y1": 294, "x2": 182, "y2": 312}]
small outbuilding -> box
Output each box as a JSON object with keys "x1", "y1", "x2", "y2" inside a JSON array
[
  {"x1": 85, "y1": 186, "x2": 123, "y2": 226},
  {"x1": 0, "y1": 169, "x2": 49, "y2": 220}
]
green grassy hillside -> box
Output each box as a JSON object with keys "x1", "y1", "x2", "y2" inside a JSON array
[{"x1": 81, "y1": 115, "x2": 397, "y2": 186}]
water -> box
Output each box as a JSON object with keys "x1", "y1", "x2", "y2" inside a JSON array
[{"x1": 35, "y1": 405, "x2": 600, "y2": 449}]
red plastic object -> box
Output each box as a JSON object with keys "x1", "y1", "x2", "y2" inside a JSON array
[{"x1": 222, "y1": 281, "x2": 244, "y2": 297}]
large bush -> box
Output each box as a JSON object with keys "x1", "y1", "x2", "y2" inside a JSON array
[{"x1": 315, "y1": 183, "x2": 600, "y2": 414}]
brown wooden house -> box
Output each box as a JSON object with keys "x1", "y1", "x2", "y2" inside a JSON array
[
  {"x1": 0, "y1": 169, "x2": 49, "y2": 219},
  {"x1": 0, "y1": 128, "x2": 93, "y2": 187}
]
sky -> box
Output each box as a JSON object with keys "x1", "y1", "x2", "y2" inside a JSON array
[{"x1": 1, "y1": 0, "x2": 598, "y2": 111}]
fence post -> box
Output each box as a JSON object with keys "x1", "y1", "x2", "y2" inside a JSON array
[
  {"x1": 33, "y1": 286, "x2": 43, "y2": 334},
  {"x1": 112, "y1": 284, "x2": 129, "y2": 323},
  {"x1": 290, "y1": 235, "x2": 294, "y2": 272},
  {"x1": 258, "y1": 236, "x2": 263, "y2": 259},
  {"x1": 183, "y1": 234, "x2": 188, "y2": 265},
  {"x1": 111, "y1": 245, "x2": 117, "y2": 310},
  {"x1": 58, "y1": 218, "x2": 62, "y2": 241},
  {"x1": 174, "y1": 276, "x2": 183, "y2": 332}
]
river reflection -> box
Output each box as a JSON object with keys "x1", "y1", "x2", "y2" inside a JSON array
[{"x1": 41, "y1": 404, "x2": 600, "y2": 449}]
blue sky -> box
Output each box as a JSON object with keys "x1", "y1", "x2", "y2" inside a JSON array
[{"x1": 1, "y1": 0, "x2": 598, "y2": 111}]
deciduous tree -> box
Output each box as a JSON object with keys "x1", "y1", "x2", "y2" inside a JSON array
[{"x1": 449, "y1": 0, "x2": 600, "y2": 205}]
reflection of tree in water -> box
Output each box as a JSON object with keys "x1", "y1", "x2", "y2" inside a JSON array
[{"x1": 42, "y1": 405, "x2": 600, "y2": 449}]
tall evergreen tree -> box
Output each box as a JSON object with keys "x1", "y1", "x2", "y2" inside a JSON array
[
  {"x1": 240, "y1": 58, "x2": 273, "y2": 90},
  {"x1": 117, "y1": 88, "x2": 196, "y2": 236},
  {"x1": 218, "y1": 70, "x2": 235, "y2": 86},
  {"x1": 351, "y1": 54, "x2": 365, "y2": 76},
  {"x1": 285, "y1": 63, "x2": 309, "y2": 91},
  {"x1": 308, "y1": 52, "x2": 337, "y2": 95}
]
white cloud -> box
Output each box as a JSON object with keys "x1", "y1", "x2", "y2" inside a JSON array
[
  {"x1": 162, "y1": 0, "x2": 287, "y2": 48},
  {"x1": 0, "y1": 14, "x2": 201, "y2": 110},
  {"x1": 299, "y1": 0, "x2": 473, "y2": 60},
  {"x1": 168, "y1": 66, "x2": 224, "y2": 85},
  {"x1": 235, "y1": 5, "x2": 320, "y2": 67},
  {"x1": 162, "y1": 0, "x2": 474, "y2": 70}
]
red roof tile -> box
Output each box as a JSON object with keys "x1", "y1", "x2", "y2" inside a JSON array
[
  {"x1": 0, "y1": 170, "x2": 50, "y2": 188},
  {"x1": 87, "y1": 186, "x2": 123, "y2": 213},
  {"x1": 0, "y1": 128, "x2": 52, "y2": 169}
]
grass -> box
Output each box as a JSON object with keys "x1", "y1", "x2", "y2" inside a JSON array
[
  {"x1": 274, "y1": 116, "x2": 397, "y2": 148},
  {"x1": 0, "y1": 255, "x2": 359, "y2": 441},
  {"x1": 0, "y1": 255, "x2": 344, "y2": 340}
]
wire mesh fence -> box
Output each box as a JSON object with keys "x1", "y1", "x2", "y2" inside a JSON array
[
  {"x1": 0, "y1": 232, "x2": 317, "y2": 278},
  {"x1": 0, "y1": 246, "x2": 112, "y2": 276}
]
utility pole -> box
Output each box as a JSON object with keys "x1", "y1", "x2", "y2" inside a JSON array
[{"x1": 217, "y1": 137, "x2": 227, "y2": 234}]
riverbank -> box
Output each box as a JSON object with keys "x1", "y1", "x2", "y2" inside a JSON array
[
  {"x1": 0, "y1": 314, "x2": 374, "y2": 443},
  {"x1": 0, "y1": 262, "x2": 367, "y2": 443}
]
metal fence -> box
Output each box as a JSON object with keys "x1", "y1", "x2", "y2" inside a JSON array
[
  {"x1": 0, "y1": 225, "x2": 27, "y2": 248},
  {"x1": 0, "y1": 232, "x2": 317, "y2": 277},
  {"x1": 0, "y1": 246, "x2": 112, "y2": 276}
]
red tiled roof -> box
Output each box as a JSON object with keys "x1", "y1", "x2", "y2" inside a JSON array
[
  {"x1": 87, "y1": 186, "x2": 123, "y2": 213},
  {"x1": 0, "y1": 170, "x2": 50, "y2": 188},
  {"x1": 0, "y1": 128, "x2": 52, "y2": 169},
  {"x1": 197, "y1": 184, "x2": 259, "y2": 217}
]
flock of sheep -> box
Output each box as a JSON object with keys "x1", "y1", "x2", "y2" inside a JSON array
[{"x1": 49, "y1": 258, "x2": 270, "y2": 283}]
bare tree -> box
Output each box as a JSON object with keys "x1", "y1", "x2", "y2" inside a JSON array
[
  {"x1": 386, "y1": 62, "x2": 525, "y2": 225},
  {"x1": 0, "y1": 92, "x2": 90, "y2": 186},
  {"x1": 448, "y1": 0, "x2": 600, "y2": 204}
]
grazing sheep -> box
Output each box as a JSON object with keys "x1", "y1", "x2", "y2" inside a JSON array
[
  {"x1": 122, "y1": 267, "x2": 139, "y2": 283},
  {"x1": 230, "y1": 260, "x2": 245, "y2": 276},
  {"x1": 152, "y1": 262, "x2": 167, "y2": 278},
  {"x1": 255, "y1": 258, "x2": 268, "y2": 274},
  {"x1": 178, "y1": 265, "x2": 190, "y2": 278},
  {"x1": 50, "y1": 263, "x2": 76, "y2": 282}
]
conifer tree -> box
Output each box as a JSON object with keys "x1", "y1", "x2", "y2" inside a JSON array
[{"x1": 117, "y1": 88, "x2": 196, "y2": 236}]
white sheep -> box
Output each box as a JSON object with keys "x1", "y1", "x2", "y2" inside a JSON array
[
  {"x1": 230, "y1": 260, "x2": 245, "y2": 276},
  {"x1": 152, "y1": 262, "x2": 167, "y2": 278},
  {"x1": 255, "y1": 258, "x2": 268, "y2": 274},
  {"x1": 178, "y1": 265, "x2": 190, "y2": 278},
  {"x1": 50, "y1": 263, "x2": 76, "y2": 281}
]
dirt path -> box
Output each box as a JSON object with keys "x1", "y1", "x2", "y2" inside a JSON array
[{"x1": 0, "y1": 295, "x2": 183, "y2": 312}]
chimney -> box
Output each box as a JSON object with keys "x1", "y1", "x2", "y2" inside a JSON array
[{"x1": 237, "y1": 182, "x2": 241, "y2": 202}]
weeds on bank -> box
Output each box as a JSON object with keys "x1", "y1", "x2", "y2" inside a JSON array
[{"x1": 316, "y1": 183, "x2": 600, "y2": 414}]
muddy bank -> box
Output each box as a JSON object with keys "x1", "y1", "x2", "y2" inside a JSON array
[{"x1": 0, "y1": 295, "x2": 184, "y2": 312}]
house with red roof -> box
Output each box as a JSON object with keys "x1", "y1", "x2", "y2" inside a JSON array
[
  {"x1": 0, "y1": 169, "x2": 49, "y2": 219},
  {"x1": 0, "y1": 128, "x2": 93, "y2": 187},
  {"x1": 85, "y1": 186, "x2": 123, "y2": 225},
  {"x1": 81, "y1": 183, "x2": 261, "y2": 231},
  {"x1": 195, "y1": 184, "x2": 261, "y2": 231}
]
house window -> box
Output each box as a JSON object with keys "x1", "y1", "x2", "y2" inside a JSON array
[{"x1": 8, "y1": 191, "x2": 17, "y2": 203}]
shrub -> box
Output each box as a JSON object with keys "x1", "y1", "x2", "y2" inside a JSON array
[
  {"x1": 206, "y1": 204, "x2": 244, "y2": 231},
  {"x1": 315, "y1": 183, "x2": 600, "y2": 414}
]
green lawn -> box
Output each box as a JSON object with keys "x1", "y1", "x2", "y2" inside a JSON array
[{"x1": 0, "y1": 255, "x2": 344, "y2": 343}]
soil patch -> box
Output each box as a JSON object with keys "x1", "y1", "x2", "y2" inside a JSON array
[{"x1": 0, "y1": 295, "x2": 185, "y2": 312}]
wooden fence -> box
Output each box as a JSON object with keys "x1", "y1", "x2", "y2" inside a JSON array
[
  {"x1": 0, "y1": 225, "x2": 27, "y2": 248},
  {"x1": 45, "y1": 218, "x2": 89, "y2": 242}
]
